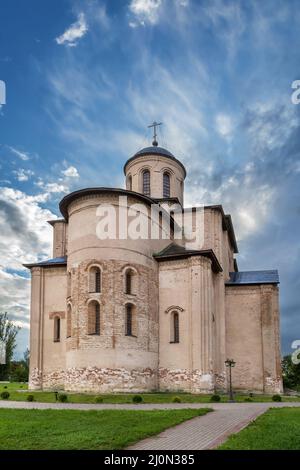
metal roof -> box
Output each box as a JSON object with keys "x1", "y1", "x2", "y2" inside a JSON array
[
  {"x1": 153, "y1": 243, "x2": 223, "y2": 273},
  {"x1": 59, "y1": 187, "x2": 158, "y2": 220},
  {"x1": 134, "y1": 146, "x2": 175, "y2": 158},
  {"x1": 226, "y1": 270, "x2": 279, "y2": 285},
  {"x1": 124, "y1": 145, "x2": 187, "y2": 177},
  {"x1": 24, "y1": 256, "x2": 67, "y2": 268}
]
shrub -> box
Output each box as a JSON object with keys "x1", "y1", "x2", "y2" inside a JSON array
[
  {"x1": 27, "y1": 394, "x2": 35, "y2": 402},
  {"x1": 210, "y1": 394, "x2": 221, "y2": 402},
  {"x1": 3, "y1": 386, "x2": 7, "y2": 389},
  {"x1": 58, "y1": 393, "x2": 68, "y2": 403},
  {"x1": 272, "y1": 394, "x2": 282, "y2": 402},
  {"x1": 244, "y1": 397, "x2": 253, "y2": 402},
  {"x1": 132, "y1": 395, "x2": 143, "y2": 403},
  {"x1": 172, "y1": 396, "x2": 181, "y2": 403},
  {"x1": 0, "y1": 391, "x2": 10, "y2": 399},
  {"x1": 95, "y1": 396, "x2": 103, "y2": 403}
]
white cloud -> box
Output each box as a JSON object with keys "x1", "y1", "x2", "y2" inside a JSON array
[
  {"x1": 13, "y1": 168, "x2": 34, "y2": 182},
  {"x1": 36, "y1": 181, "x2": 68, "y2": 194},
  {"x1": 129, "y1": 0, "x2": 162, "y2": 26},
  {"x1": 55, "y1": 12, "x2": 88, "y2": 47},
  {"x1": 215, "y1": 113, "x2": 234, "y2": 139},
  {"x1": 62, "y1": 165, "x2": 79, "y2": 178},
  {"x1": 0, "y1": 187, "x2": 57, "y2": 357},
  {"x1": 8, "y1": 146, "x2": 30, "y2": 161}
]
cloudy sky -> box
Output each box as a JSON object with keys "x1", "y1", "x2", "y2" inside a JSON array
[{"x1": 0, "y1": 0, "x2": 299, "y2": 358}]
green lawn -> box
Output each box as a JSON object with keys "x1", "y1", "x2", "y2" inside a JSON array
[
  {"x1": 218, "y1": 408, "x2": 300, "y2": 450},
  {"x1": 0, "y1": 382, "x2": 299, "y2": 404},
  {"x1": 0, "y1": 408, "x2": 210, "y2": 450}
]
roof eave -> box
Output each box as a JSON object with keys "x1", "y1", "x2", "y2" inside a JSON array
[
  {"x1": 225, "y1": 281, "x2": 279, "y2": 286},
  {"x1": 154, "y1": 248, "x2": 223, "y2": 273},
  {"x1": 23, "y1": 262, "x2": 67, "y2": 269}
]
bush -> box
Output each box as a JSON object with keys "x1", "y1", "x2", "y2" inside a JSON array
[
  {"x1": 3, "y1": 385, "x2": 7, "y2": 389},
  {"x1": 0, "y1": 391, "x2": 10, "y2": 399},
  {"x1": 58, "y1": 393, "x2": 68, "y2": 403},
  {"x1": 27, "y1": 394, "x2": 35, "y2": 402},
  {"x1": 172, "y1": 396, "x2": 182, "y2": 403},
  {"x1": 132, "y1": 395, "x2": 143, "y2": 403},
  {"x1": 95, "y1": 396, "x2": 103, "y2": 403},
  {"x1": 244, "y1": 397, "x2": 253, "y2": 402},
  {"x1": 210, "y1": 394, "x2": 221, "y2": 402},
  {"x1": 272, "y1": 394, "x2": 282, "y2": 402}
]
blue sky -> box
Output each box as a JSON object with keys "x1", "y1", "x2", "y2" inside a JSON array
[{"x1": 0, "y1": 0, "x2": 300, "y2": 358}]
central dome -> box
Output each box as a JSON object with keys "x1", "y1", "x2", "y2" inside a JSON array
[
  {"x1": 134, "y1": 146, "x2": 175, "y2": 158},
  {"x1": 124, "y1": 145, "x2": 186, "y2": 178}
]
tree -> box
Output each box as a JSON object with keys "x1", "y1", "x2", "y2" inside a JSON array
[
  {"x1": 0, "y1": 312, "x2": 20, "y2": 380},
  {"x1": 282, "y1": 354, "x2": 300, "y2": 391}
]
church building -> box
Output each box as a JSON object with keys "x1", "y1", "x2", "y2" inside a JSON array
[{"x1": 25, "y1": 129, "x2": 283, "y2": 394}]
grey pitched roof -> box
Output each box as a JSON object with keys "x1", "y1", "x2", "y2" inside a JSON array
[
  {"x1": 226, "y1": 270, "x2": 279, "y2": 285},
  {"x1": 23, "y1": 256, "x2": 67, "y2": 269},
  {"x1": 153, "y1": 243, "x2": 223, "y2": 273}
]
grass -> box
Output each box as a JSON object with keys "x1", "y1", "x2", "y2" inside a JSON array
[
  {"x1": 0, "y1": 382, "x2": 299, "y2": 404},
  {"x1": 218, "y1": 407, "x2": 300, "y2": 450},
  {"x1": 0, "y1": 408, "x2": 211, "y2": 450}
]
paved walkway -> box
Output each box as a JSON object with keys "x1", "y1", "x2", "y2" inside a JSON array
[
  {"x1": 128, "y1": 404, "x2": 267, "y2": 450},
  {"x1": 1, "y1": 401, "x2": 300, "y2": 450}
]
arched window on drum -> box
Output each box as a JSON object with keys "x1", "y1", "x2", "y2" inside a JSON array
[{"x1": 163, "y1": 172, "x2": 170, "y2": 198}]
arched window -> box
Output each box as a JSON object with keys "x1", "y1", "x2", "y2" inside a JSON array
[
  {"x1": 127, "y1": 175, "x2": 132, "y2": 191},
  {"x1": 171, "y1": 311, "x2": 179, "y2": 343},
  {"x1": 54, "y1": 317, "x2": 60, "y2": 342},
  {"x1": 89, "y1": 266, "x2": 101, "y2": 293},
  {"x1": 125, "y1": 304, "x2": 133, "y2": 336},
  {"x1": 66, "y1": 304, "x2": 72, "y2": 338},
  {"x1": 142, "y1": 170, "x2": 150, "y2": 196},
  {"x1": 125, "y1": 270, "x2": 132, "y2": 295},
  {"x1": 163, "y1": 172, "x2": 170, "y2": 198},
  {"x1": 88, "y1": 301, "x2": 100, "y2": 335}
]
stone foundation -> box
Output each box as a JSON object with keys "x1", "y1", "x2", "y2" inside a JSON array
[
  {"x1": 30, "y1": 367, "x2": 158, "y2": 392},
  {"x1": 30, "y1": 366, "x2": 282, "y2": 394},
  {"x1": 65, "y1": 367, "x2": 157, "y2": 393},
  {"x1": 29, "y1": 368, "x2": 65, "y2": 390},
  {"x1": 158, "y1": 368, "x2": 215, "y2": 393}
]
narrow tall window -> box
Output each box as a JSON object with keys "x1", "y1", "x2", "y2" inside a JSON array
[
  {"x1": 172, "y1": 312, "x2": 179, "y2": 343},
  {"x1": 163, "y1": 172, "x2": 170, "y2": 198},
  {"x1": 125, "y1": 270, "x2": 132, "y2": 294},
  {"x1": 95, "y1": 269, "x2": 101, "y2": 293},
  {"x1": 143, "y1": 170, "x2": 150, "y2": 196},
  {"x1": 67, "y1": 305, "x2": 72, "y2": 338},
  {"x1": 89, "y1": 266, "x2": 101, "y2": 293},
  {"x1": 54, "y1": 317, "x2": 60, "y2": 342},
  {"x1": 95, "y1": 303, "x2": 100, "y2": 335},
  {"x1": 128, "y1": 175, "x2": 132, "y2": 191},
  {"x1": 125, "y1": 304, "x2": 133, "y2": 336},
  {"x1": 88, "y1": 301, "x2": 100, "y2": 335}
]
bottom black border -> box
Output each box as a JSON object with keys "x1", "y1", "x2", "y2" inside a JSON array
[{"x1": 0, "y1": 450, "x2": 299, "y2": 466}]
